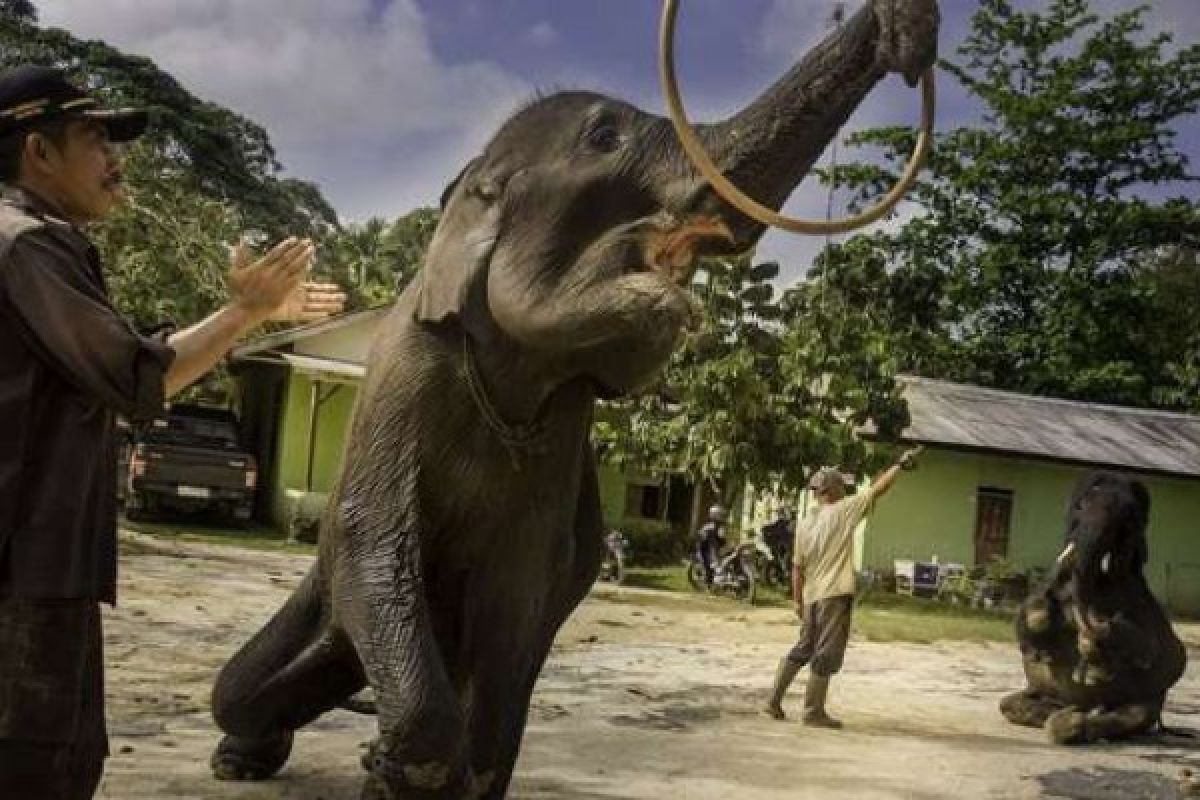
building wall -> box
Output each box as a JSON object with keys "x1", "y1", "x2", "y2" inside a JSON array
[
  {"x1": 270, "y1": 372, "x2": 360, "y2": 523},
  {"x1": 598, "y1": 463, "x2": 628, "y2": 526},
  {"x1": 861, "y1": 448, "x2": 1200, "y2": 614}
]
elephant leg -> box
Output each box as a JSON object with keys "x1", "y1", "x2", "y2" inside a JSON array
[
  {"x1": 1000, "y1": 689, "x2": 1065, "y2": 729},
  {"x1": 211, "y1": 568, "x2": 366, "y2": 781},
  {"x1": 474, "y1": 468, "x2": 606, "y2": 800},
  {"x1": 1045, "y1": 703, "x2": 1158, "y2": 745},
  {"x1": 340, "y1": 542, "x2": 471, "y2": 800}
]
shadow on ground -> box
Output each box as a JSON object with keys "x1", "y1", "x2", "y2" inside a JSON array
[{"x1": 1036, "y1": 766, "x2": 1182, "y2": 799}]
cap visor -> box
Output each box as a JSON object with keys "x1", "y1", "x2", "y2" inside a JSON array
[{"x1": 82, "y1": 108, "x2": 148, "y2": 143}]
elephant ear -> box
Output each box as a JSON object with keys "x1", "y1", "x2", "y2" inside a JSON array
[{"x1": 415, "y1": 158, "x2": 502, "y2": 325}]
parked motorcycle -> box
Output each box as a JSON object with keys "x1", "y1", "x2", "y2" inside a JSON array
[
  {"x1": 599, "y1": 529, "x2": 630, "y2": 585},
  {"x1": 685, "y1": 541, "x2": 756, "y2": 604},
  {"x1": 748, "y1": 531, "x2": 790, "y2": 592}
]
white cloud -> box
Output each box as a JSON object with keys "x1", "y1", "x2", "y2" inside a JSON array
[
  {"x1": 36, "y1": 0, "x2": 531, "y2": 221},
  {"x1": 524, "y1": 21, "x2": 560, "y2": 48}
]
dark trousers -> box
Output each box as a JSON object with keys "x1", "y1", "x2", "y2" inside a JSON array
[
  {"x1": 786, "y1": 594, "x2": 854, "y2": 677},
  {"x1": 0, "y1": 598, "x2": 107, "y2": 800}
]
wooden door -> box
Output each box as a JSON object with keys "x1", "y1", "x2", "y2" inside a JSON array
[{"x1": 975, "y1": 488, "x2": 1013, "y2": 566}]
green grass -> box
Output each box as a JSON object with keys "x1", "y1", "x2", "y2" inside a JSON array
[
  {"x1": 622, "y1": 567, "x2": 1015, "y2": 644},
  {"x1": 854, "y1": 591, "x2": 1015, "y2": 644},
  {"x1": 120, "y1": 517, "x2": 316, "y2": 556}
]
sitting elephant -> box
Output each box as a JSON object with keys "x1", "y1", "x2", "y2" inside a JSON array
[
  {"x1": 1001, "y1": 472, "x2": 1187, "y2": 744},
  {"x1": 209, "y1": 1, "x2": 938, "y2": 797}
]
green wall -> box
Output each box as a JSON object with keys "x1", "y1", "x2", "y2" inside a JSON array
[
  {"x1": 271, "y1": 372, "x2": 359, "y2": 523},
  {"x1": 862, "y1": 448, "x2": 1200, "y2": 614},
  {"x1": 598, "y1": 463, "x2": 628, "y2": 526}
]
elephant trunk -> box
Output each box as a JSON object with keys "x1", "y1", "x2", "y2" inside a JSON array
[{"x1": 687, "y1": 4, "x2": 888, "y2": 248}]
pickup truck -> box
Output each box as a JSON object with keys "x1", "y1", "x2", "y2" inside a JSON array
[{"x1": 124, "y1": 405, "x2": 258, "y2": 525}]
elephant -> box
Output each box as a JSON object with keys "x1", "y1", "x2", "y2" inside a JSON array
[
  {"x1": 209, "y1": 2, "x2": 939, "y2": 797},
  {"x1": 1000, "y1": 472, "x2": 1188, "y2": 745}
]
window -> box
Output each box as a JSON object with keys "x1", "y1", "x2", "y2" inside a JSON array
[{"x1": 975, "y1": 487, "x2": 1013, "y2": 566}]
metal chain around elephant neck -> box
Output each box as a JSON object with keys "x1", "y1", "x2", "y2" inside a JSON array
[{"x1": 461, "y1": 334, "x2": 549, "y2": 468}]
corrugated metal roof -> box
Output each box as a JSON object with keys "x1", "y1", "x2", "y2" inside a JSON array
[
  {"x1": 231, "y1": 305, "x2": 391, "y2": 360},
  {"x1": 896, "y1": 376, "x2": 1200, "y2": 479}
]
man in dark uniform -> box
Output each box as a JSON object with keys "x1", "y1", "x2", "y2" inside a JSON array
[{"x1": 0, "y1": 65, "x2": 344, "y2": 798}]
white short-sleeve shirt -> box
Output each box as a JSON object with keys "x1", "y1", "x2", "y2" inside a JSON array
[{"x1": 793, "y1": 492, "x2": 873, "y2": 606}]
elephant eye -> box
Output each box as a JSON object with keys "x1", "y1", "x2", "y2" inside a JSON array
[{"x1": 584, "y1": 122, "x2": 624, "y2": 154}]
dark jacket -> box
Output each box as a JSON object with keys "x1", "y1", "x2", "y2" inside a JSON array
[{"x1": 0, "y1": 188, "x2": 174, "y2": 603}]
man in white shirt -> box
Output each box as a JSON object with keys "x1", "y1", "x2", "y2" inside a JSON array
[{"x1": 764, "y1": 448, "x2": 922, "y2": 727}]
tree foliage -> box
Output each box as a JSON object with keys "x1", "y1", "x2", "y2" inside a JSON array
[
  {"x1": 596, "y1": 255, "x2": 909, "y2": 502},
  {"x1": 0, "y1": 6, "x2": 338, "y2": 239},
  {"x1": 323, "y1": 208, "x2": 439, "y2": 308},
  {"x1": 826, "y1": 0, "x2": 1200, "y2": 407}
]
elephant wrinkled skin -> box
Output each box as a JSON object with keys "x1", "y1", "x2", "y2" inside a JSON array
[
  {"x1": 209, "y1": 2, "x2": 939, "y2": 797},
  {"x1": 1001, "y1": 472, "x2": 1188, "y2": 745}
]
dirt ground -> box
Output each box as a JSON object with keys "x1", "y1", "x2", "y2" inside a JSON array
[{"x1": 97, "y1": 532, "x2": 1200, "y2": 800}]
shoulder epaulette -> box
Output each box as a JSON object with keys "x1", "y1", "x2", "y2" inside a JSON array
[{"x1": 0, "y1": 199, "x2": 50, "y2": 261}]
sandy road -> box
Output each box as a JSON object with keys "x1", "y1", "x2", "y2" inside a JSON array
[{"x1": 98, "y1": 532, "x2": 1200, "y2": 800}]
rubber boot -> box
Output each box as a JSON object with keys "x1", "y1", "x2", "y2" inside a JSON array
[
  {"x1": 802, "y1": 673, "x2": 843, "y2": 729},
  {"x1": 763, "y1": 658, "x2": 801, "y2": 720}
]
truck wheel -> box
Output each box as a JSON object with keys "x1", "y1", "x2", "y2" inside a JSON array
[
  {"x1": 125, "y1": 492, "x2": 148, "y2": 523},
  {"x1": 229, "y1": 503, "x2": 253, "y2": 530}
]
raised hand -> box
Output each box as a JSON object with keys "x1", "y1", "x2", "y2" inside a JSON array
[
  {"x1": 227, "y1": 237, "x2": 345, "y2": 323},
  {"x1": 267, "y1": 281, "x2": 347, "y2": 323}
]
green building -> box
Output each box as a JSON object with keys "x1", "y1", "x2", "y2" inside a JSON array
[
  {"x1": 231, "y1": 307, "x2": 696, "y2": 540},
  {"x1": 852, "y1": 377, "x2": 1200, "y2": 616}
]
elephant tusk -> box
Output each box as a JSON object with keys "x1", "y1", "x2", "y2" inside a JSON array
[
  {"x1": 1056, "y1": 541, "x2": 1076, "y2": 565},
  {"x1": 658, "y1": 0, "x2": 936, "y2": 236}
]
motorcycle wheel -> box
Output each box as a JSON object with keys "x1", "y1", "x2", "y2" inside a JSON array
[
  {"x1": 753, "y1": 553, "x2": 775, "y2": 587},
  {"x1": 685, "y1": 560, "x2": 707, "y2": 591}
]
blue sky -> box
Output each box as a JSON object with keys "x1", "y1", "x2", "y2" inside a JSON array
[{"x1": 37, "y1": 0, "x2": 1200, "y2": 281}]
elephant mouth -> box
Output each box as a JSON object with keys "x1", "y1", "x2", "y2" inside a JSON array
[{"x1": 639, "y1": 215, "x2": 733, "y2": 285}]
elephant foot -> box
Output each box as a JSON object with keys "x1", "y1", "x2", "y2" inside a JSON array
[
  {"x1": 1000, "y1": 689, "x2": 1062, "y2": 729},
  {"x1": 359, "y1": 739, "x2": 474, "y2": 800},
  {"x1": 360, "y1": 773, "x2": 494, "y2": 800},
  {"x1": 211, "y1": 731, "x2": 294, "y2": 781},
  {"x1": 1046, "y1": 708, "x2": 1089, "y2": 745}
]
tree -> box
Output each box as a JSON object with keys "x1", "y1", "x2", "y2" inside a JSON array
[
  {"x1": 0, "y1": 1, "x2": 34, "y2": 22},
  {"x1": 827, "y1": 0, "x2": 1200, "y2": 407},
  {"x1": 323, "y1": 208, "x2": 439, "y2": 309},
  {"x1": 0, "y1": 8, "x2": 339, "y2": 239},
  {"x1": 595, "y1": 254, "x2": 908, "y2": 518},
  {"x1": 92, "y1": 144, "x2": 246, "y2": 401}
]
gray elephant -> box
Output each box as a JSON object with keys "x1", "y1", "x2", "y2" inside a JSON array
[
  {"x1": 1001, "y1": 472, "x2": 1187, "y2": 744},
  {"x1": 209, "y1": 2, "x2": 939, "y2": 797}
]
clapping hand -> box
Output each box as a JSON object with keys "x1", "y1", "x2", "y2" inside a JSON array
[{"x1": 228, "y1": 237, "x2": 347, "y2": 323}]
